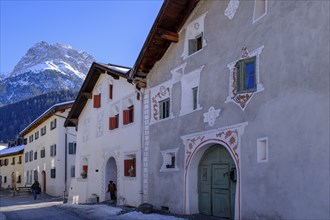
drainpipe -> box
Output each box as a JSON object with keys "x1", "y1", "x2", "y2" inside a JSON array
[{"x1": 134, "y1": 86, "x2": 144, "y2": 205}]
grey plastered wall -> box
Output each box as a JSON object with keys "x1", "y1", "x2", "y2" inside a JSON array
[{"x1": 145, "y1": 0, "x2": 329, "y2": 218}]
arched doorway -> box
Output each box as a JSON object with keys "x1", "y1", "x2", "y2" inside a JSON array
[
  {"x1": 198, "y1": 144, "x2": 236, "y2": 219},
  {"x1": 11, "y1": 172, "x2": 16, "y2": 189},
  {"x1": 105, "y1": 157, "x2": 117, "y2": 200},
  {"x1": 41, "y1": 171, "x2": 46, "y2": 192}
]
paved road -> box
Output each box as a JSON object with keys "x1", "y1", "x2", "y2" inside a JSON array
[{"x1": 0, "y1": 190, "x2": 87, "y2": 220}]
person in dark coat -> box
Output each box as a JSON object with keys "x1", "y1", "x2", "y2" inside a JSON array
[
  {"x1": 31, "y1": 180, "x2": 41, "y2": 200},
  {"x1": 107, "y1": 180, "x2": 117, "y2": 202}
]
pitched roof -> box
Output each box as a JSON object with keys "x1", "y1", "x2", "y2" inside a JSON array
[
  {"x1": 0, "y1": 145, "x2": 24, "y2": 157},
  {"x1": 64, "y1": 62, "x2": 131, "y2": 127},
  {"x1": 19, "y1": 101, "x2": 74, "y2": 137},
  {"x1": 130, "y1": 0, "x2": 200, "y2": 80}
]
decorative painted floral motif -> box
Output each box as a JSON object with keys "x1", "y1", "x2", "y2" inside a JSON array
[
  {"x1": 151, "y1": 87, "x2": 170, "y2": 121},
  {"x1": 226, "y1": 46, "x2": 265, "y2": 111},
  {"x1": 203, "y1": 106, "x2": 221, "y2": 127}
]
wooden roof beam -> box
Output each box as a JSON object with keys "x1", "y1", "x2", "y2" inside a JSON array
[
  {"x1": 82, "y1": 92, "x2": 92, "y2": 99},
  {"x1": 156, "y1": 28, "x2": 179, "y2": 43}
]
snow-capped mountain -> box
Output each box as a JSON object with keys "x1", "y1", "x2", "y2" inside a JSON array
[{"x1": 0, "y1": 41, "x2": 94, "y2": 106}]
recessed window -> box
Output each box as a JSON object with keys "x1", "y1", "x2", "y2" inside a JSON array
[
  {"x1": 29, "y1": 150, "x2": 33, "y2": 161},
  {"x1": 29, "y1": 135, "x2": 34, "y2": 143},
  {"x1": 50, "y1": 119, "x2": 57, "y2": 130},
  {"x1": 81, "y1": 165, "x2": 88, "y2": 179},
  {"x1": 257, "y1": 137, "x2": 268, "y2": 162},
  {"x1": 93, "y1": 94, "x2": 101, "y2": 108},
  {"x1": 4, "y1": 159, "x2": 8, "y2": 166},
  {"x1": 192, "y1": 87, "x2": 198, "y2": 110},
  {"x1": 71, "y1": 166, "x2": 75, "y2": 177},
  {"x1": 34, "y1": 170, "x2": 38, "y2": 181},
  {"x1": 109, "y1": 84, "x2": 113, "y2": 99},
  {"x1": 189, "y1": 33, "x2": 203, "y2": 55},
  {"x1": 68, "y1": 142, "x2": 76, "y2": 155},
  {"x1": 4, "y1": 176, "x2": 7, "y2": 183},
  {"x1": 50, "y1": 168, "x2": 56, "y2": 178},
  {"x1": 254, "y1": 0, "x2": 267, "y2": 23},
  {"x1": 0, "y1": 159, "x2": 2, "y2": 166},
  {"x1": 236, "y1": 56, "x2": 257, "y2": 93},
  {"x1": 159, "y1": 98, "x2": 170, "y2": 120},
  {"x1": 25, "y1": 152, "x2": 29, "y2": 163},
  {"x1": 40, "y1": 147, "x2": 45, "y2": 158},
  {"x1": 35, "y1": 131, "x2": 39, "y2": 140},
  {"x1": 34, "y1": 152, "x2": 37, "y2": 160},
  {"x1": 50, "y1": 144, "x2": 56, "y2": 157},
  {"x1": 124, "y1": 155, "x2": 136, "y2": 177},
  {"x1": 11, "y1": 157, "x2": 15, "y2": 165},
  {"x1": 160, "y1": 148, "x2": 179, "y2": 172},
  {"x1": 41, "y1": 126, "x2": 47, "y2": 136},
  {"x1": 18, "y1": 156, "x2": 22, "y2": 164}
]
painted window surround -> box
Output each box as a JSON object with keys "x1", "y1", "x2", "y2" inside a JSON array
[
  {"x1": 149, "y1": 80, "x2": 174, "y2": 125},
  {"x1": 181, "y1": 12, "x2": 208, "y2": 60},
  {"x1": 160, "y1": 148, "x2": 179, "y2": 172},
  {"x1": 171, "y1": 63, "x2": 204, "y2": 117},
  {"x1": 253, "y1": 0, "x2": 267, "y2": 24},
  {"x1": 225, "y1": 46, "x2": 264, "y2": 111}
]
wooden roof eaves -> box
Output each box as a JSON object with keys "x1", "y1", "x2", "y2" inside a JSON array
[
  {"x1": 130, "y1": 0, "x2": 200, "y2": 79},
  {"x1": 19, "y1": 103, "x2": 73, "y2": 137},
  {"x1": 64, "y1": 62, "x2": 132, "y2": 127}
]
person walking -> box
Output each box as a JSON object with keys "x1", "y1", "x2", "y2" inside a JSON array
[
  {"x1": 107, "y1": 180, "x2": 117, "y2": 202},
  {"x1": 31, "y1": 180, "x2": 41, "y2": 200}
]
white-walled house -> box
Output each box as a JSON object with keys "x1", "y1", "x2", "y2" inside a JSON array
[
  {"x1": 131, "y1": 0, "x2": 329, "y2": 219},
  {"x1": 0, "y1": 145, "x2": 24, "y2": 189},
  {"x1": 19, "y1": 101, "x2": 76, "y2": 197},
  {"x1": 64, "y1": 62, "x2": 142, "y2": 207}
]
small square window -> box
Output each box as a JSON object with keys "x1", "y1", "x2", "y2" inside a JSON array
[
  {"x1": 188, "y1": 33, "x2": 203, "y2": 55},
  {"x1": 160, "y1": 148, "x2": 179, "y2": 172},
  {"x1": 236, "y1": 56, "x2": 257, "y2": 93},
  {"x1": 159, "y1": 98, "x2": 170, "y2": 120}
]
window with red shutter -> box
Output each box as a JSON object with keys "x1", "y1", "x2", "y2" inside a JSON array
[
  {"x1": 93, "y1": 94, "x2": 101, "y2": 108},
  {"x1": 124, "y1": 158, "x2": 136, "y2": 177},
  {"x1": 123, "y1": 110, "x2": 129, "y2": 125},
  {"x1": 109, "y1": 84, "x2": 113, "y2": 99},
  {"x1": 109, "y1": 117, "x2": 115, "y2": 130}
]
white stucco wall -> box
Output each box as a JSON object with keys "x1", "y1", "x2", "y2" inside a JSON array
[
  {"x1": 68, "y1": 74, "x2": 142, "y2": 207},
  {"x1": 23, "y1": 108, "x2": 76, "y2": 197}
]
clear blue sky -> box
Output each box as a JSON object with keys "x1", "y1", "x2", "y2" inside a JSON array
[{"x1": 0, "y1": 0, "x2": 163, "y2": 74}]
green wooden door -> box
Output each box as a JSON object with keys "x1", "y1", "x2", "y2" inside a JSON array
[
  {"x1": 199, "y1": 165, "x2": 211, "y2": 215},
  {"x1": 198, "y1": 145, "x2": 235, "y2": 219},
  {"x1": 212, "y1": 164, "x2": 230, "y2": 218}
]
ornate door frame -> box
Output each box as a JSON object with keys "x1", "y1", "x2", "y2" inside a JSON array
[{"x1": 181, "y1": 122, "x2": 247, "y2": 219}]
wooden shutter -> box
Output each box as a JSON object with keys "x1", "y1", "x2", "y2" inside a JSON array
[
  {"x1": 123, "y1": 110, "x2": 129, "y2": 125},
  {"x1": 83, "y1": 165, "x2": 88, "y2": 173},
  {"x1": 188, "y1": 38, "x2": 197, "y2": 55},
  {"x1": 124, "y1": 159, "x2": 136, "y2": 176},
  {"x1": 128, "y1": 105, "x2": 134, "y2": 123},
  {"x1": 93, "y1": 94, "x2": 101, "y2": 108},
  {"x1": 109, "y1": 117, "x2": 116, "y2": 130},
  {"x1": 109, "y1": 84, "x2": 113, "y2": 99}
]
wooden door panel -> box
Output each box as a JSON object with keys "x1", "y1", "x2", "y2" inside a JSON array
[
  {"x1": 199, "y1": 165, "x2": 211, "y2": 215},
  {"x1": 212, "y1": 164, "x2": 229, "y2": 189},
  {"x1": 212, "y1": 189, "x2": 230, "y2": 218}
]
